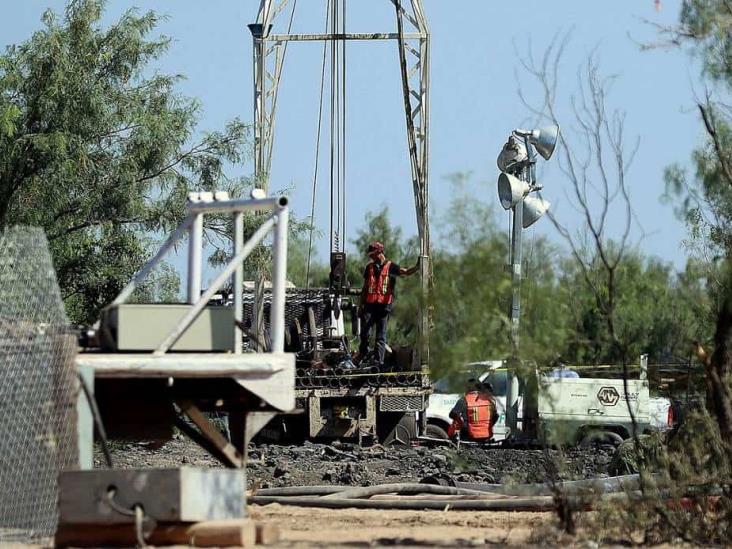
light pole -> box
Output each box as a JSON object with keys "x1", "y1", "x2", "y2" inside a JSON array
[{"x1": 496, "y1": 124, "x2": 559, "y2": 437}]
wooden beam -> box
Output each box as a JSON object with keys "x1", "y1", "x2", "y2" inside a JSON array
[
  {"x1": 177, "y1": 400, "x2": 243, "y2": 468},
  {"x1": 56, "y1": 519, "x2": 257, "y2": 547},
  {"x1": 77, "y1": 352, "x2": 294, "y2": 379}
]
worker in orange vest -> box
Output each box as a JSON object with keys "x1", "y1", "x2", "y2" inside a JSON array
[
  {"x1": 448, "y1": 380, "x2": 499, "y2": 441},
  {"x1": 357, "y1": 241, "x2": 419, "y2": 366}
]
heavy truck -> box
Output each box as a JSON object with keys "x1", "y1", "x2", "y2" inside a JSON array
[
  {"x1": 239, "y1": 287, "x2": 431, "y2": 444},
  {"x1": 245, "y1": 0, "x2": 434, "y2": 444}
]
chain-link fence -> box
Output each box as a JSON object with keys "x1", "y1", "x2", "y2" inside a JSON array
[{"x1": 0, "y1": 227, "x2": 78, "y2": 544}]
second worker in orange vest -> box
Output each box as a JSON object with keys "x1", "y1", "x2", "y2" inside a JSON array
[
  {"x1": 357, "y1": 241, "x2": 419, "y2": 366},
  {"x1": 449, "y1": 381, "x2": 499, "y2": 440}
]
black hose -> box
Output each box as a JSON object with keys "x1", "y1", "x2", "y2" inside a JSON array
[
  {"x1": 328, "y1": 378, "x2": 340, "y2": 389},
  {"x1": 425, "y1": 474, "x2": 646, "y2": 497}
]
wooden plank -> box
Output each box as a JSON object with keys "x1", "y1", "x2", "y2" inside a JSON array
[
  {"x1": 255, "y1": 522, "x2": 281, "y2": 545},
  {"x1": 177, "y1": 400, "x2": 243, "y2": 468},
  {"x1": 77, "y1": 352, "x2": 294, "y2": 378},
  {"x1": 55, "y1": 519, "x2": 257, "y2": 547}
]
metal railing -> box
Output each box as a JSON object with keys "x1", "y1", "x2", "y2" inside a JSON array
[{"x1": 112, "y1": 191, "x2": 290, "y2": 354}]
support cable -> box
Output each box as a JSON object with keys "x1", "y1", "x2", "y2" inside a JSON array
[
  {"x1": 305, "y1": 3, "x2": 332, "y2": 287},
  {"x1": 341, "y1": 0, "x2": 347, "y2": 251},
  {"x1": 334, "y1": 0, "x2": 341, "y2": 252},
  {"x1": 329, "y1": 0, "x2": 336, "y2": 253}
]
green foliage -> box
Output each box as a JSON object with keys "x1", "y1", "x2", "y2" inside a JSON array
[
  {"x1": 559, "y1": 250, "x2": 709, "y2": 363},
  {"x1": 336, "y1": 174, "x2": 707, "y2": 375},
  {"x1": 0, "y1": 0, "x2": 250, "y2": 323}
]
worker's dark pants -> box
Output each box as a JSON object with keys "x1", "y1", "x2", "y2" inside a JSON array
[{"x1": 359, "y1": 305, "x2": 390, "y2": 365}]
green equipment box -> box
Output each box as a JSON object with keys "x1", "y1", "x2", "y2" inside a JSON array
[{"x1": 100, "y1": 304, "x2": 236, "y2": 352}]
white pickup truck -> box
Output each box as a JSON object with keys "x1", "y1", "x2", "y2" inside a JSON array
[{"x1": 426, "y1": 359, "x2": 673, "y2": 445}]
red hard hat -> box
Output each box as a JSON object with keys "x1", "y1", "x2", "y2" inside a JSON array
[{"x1": 367, "y1": 241, "x2": 384, "y2": 254}]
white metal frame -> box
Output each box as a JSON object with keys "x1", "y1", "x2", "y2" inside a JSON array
[
  {"x1": 250, "y1": 0, "x2": 431, "y2": 362},
  {"x1": 112, "y1": 193, "x2": 290, "y2": 355}
]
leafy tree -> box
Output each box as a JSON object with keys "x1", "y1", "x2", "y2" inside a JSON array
[
  {"x1": 652, "y1": 0, "x2": 732, "y2": 456},
  {"x1": 0, "y1": 0, "x2": 250, "y2": 323}
]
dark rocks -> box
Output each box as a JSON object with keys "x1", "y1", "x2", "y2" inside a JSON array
[{"x1": 97, "y1": 438, "x2": 614, "y2": 490}]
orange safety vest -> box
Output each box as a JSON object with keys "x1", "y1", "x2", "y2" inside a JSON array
[
  {"x1": 465, "y1": 391, "x2": 493, "y2": 439},
  {"x1": 364, "y1": 261, "x2": 394, "y2": 305}
]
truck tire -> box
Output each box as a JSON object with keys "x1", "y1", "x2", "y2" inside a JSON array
[
  {"x1": 378, "y1": 412, "x2": 416, "y2": 446},
  {"x1": 579, "y1": 430, "x2": 624, "y2": 448},
  {"x1": 426, "y1": 423, "x2": 449, "y2": 440}
]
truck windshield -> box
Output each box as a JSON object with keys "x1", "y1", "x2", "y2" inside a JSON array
[{"x1": 433, "y1": 363, "x2": 508, "y2": 396}]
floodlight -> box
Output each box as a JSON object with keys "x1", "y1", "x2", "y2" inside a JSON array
[
  {"x1": 514, "y1": 124, "x2": 561, "y2": 161},
  {"x1": 497, "y1": 172, "x2": 530, "y2": 210},
  {"x1": 522, "y1": 195, "x2": 550, "y2": 228},
  {"x1": 250, "y1": 188, "x2": 267, "y2": 199},
  {"x1": 496, "y1": 135, "x2": 528, "y2": 174}
]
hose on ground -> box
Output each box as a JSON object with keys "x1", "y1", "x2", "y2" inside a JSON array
[
  {"x1": 322, "y1": 483, "x2": 489, "y2": 499},
  {"x1": 255, "y1": 485, "x2": 351, "y2": 497},
  {"x1": 422, "y1": 474, "x2": 647, "y2": 497},
  {"x1": 249, "y1": 494, "x2": 558, "y2": 511},
  {"x1": 249, "y1": 490, "x2": 636, "y2": 511}
]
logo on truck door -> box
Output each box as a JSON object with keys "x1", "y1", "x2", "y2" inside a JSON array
[{"x1": 597, "y1": 386, "x2": 620, "y2": 406}]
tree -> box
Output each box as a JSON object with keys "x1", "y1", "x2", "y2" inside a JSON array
[
  {"x1": 516, "y1": 33, "x2": 644, "y2": 366},
  {"x1": 651, "y1": 0, "x2": 732, "y2": 455},
  {"x1": 0, "y1": 0, "x2": 250, "y2": 323}
]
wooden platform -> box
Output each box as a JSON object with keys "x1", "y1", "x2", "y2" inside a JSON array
[{"x1": 75, "y1": 352, "x2": 295, "y2": 468}]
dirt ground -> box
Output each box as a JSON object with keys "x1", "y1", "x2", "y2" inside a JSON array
[
  {"x1": 250, "y1": 504, "x2": 558, "y2": 547},
  {"x1": 96, "y1": 438, "x2": 618, "y2": 546}
]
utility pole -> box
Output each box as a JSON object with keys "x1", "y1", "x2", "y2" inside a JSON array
[{"x1": 496, "y1": 126, "x2": 559, "y2": 437}]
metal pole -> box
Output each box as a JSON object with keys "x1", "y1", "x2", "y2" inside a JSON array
[
  {"x1": 155, "y1": 214, "x2": 278, "y2": 355},
  {"x1": 271, "y1": 205, "x2": 290, "y2": 353},
  {"x1": 509, "y1": 197, "x2": 523, "y2": 350},
  {"x1": 187, "y1": 213, "x2": 203, "y2": 304},
  {"x1": 506, "y1": 162, "x2": 528, "y2": 437},
  {"x1": 112, "y1": 214, "x2": 194, "y2": 305},
  {"x1": 234, "y1": 212, "x2": 244, "y2": 354}
]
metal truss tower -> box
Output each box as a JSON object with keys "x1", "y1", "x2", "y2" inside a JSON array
[{"x1": 249, "y1": 0, "x2": 431, "y2": 364}]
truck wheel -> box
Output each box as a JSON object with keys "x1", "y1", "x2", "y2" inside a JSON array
[
  {"x1": 378, "y1": 412, "x2": 416, "y2": 446},
  {"x1": 426, "y1": 423, "x2": 449, "y2": 440},
  {"x1": 579, "y1": 430, "x2": 624, "y2": 448}
]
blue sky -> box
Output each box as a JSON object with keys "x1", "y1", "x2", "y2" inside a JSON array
[{"x1": 2, "y1": 1, "x2": 704, "y2": 285}]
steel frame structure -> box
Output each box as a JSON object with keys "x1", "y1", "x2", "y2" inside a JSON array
[
  {"x1": 112, "y1": 193, "x2": 290, "y2": 354},
  {"x1": 249, "y1": 0, "x2": 431, "y2": 363}
]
